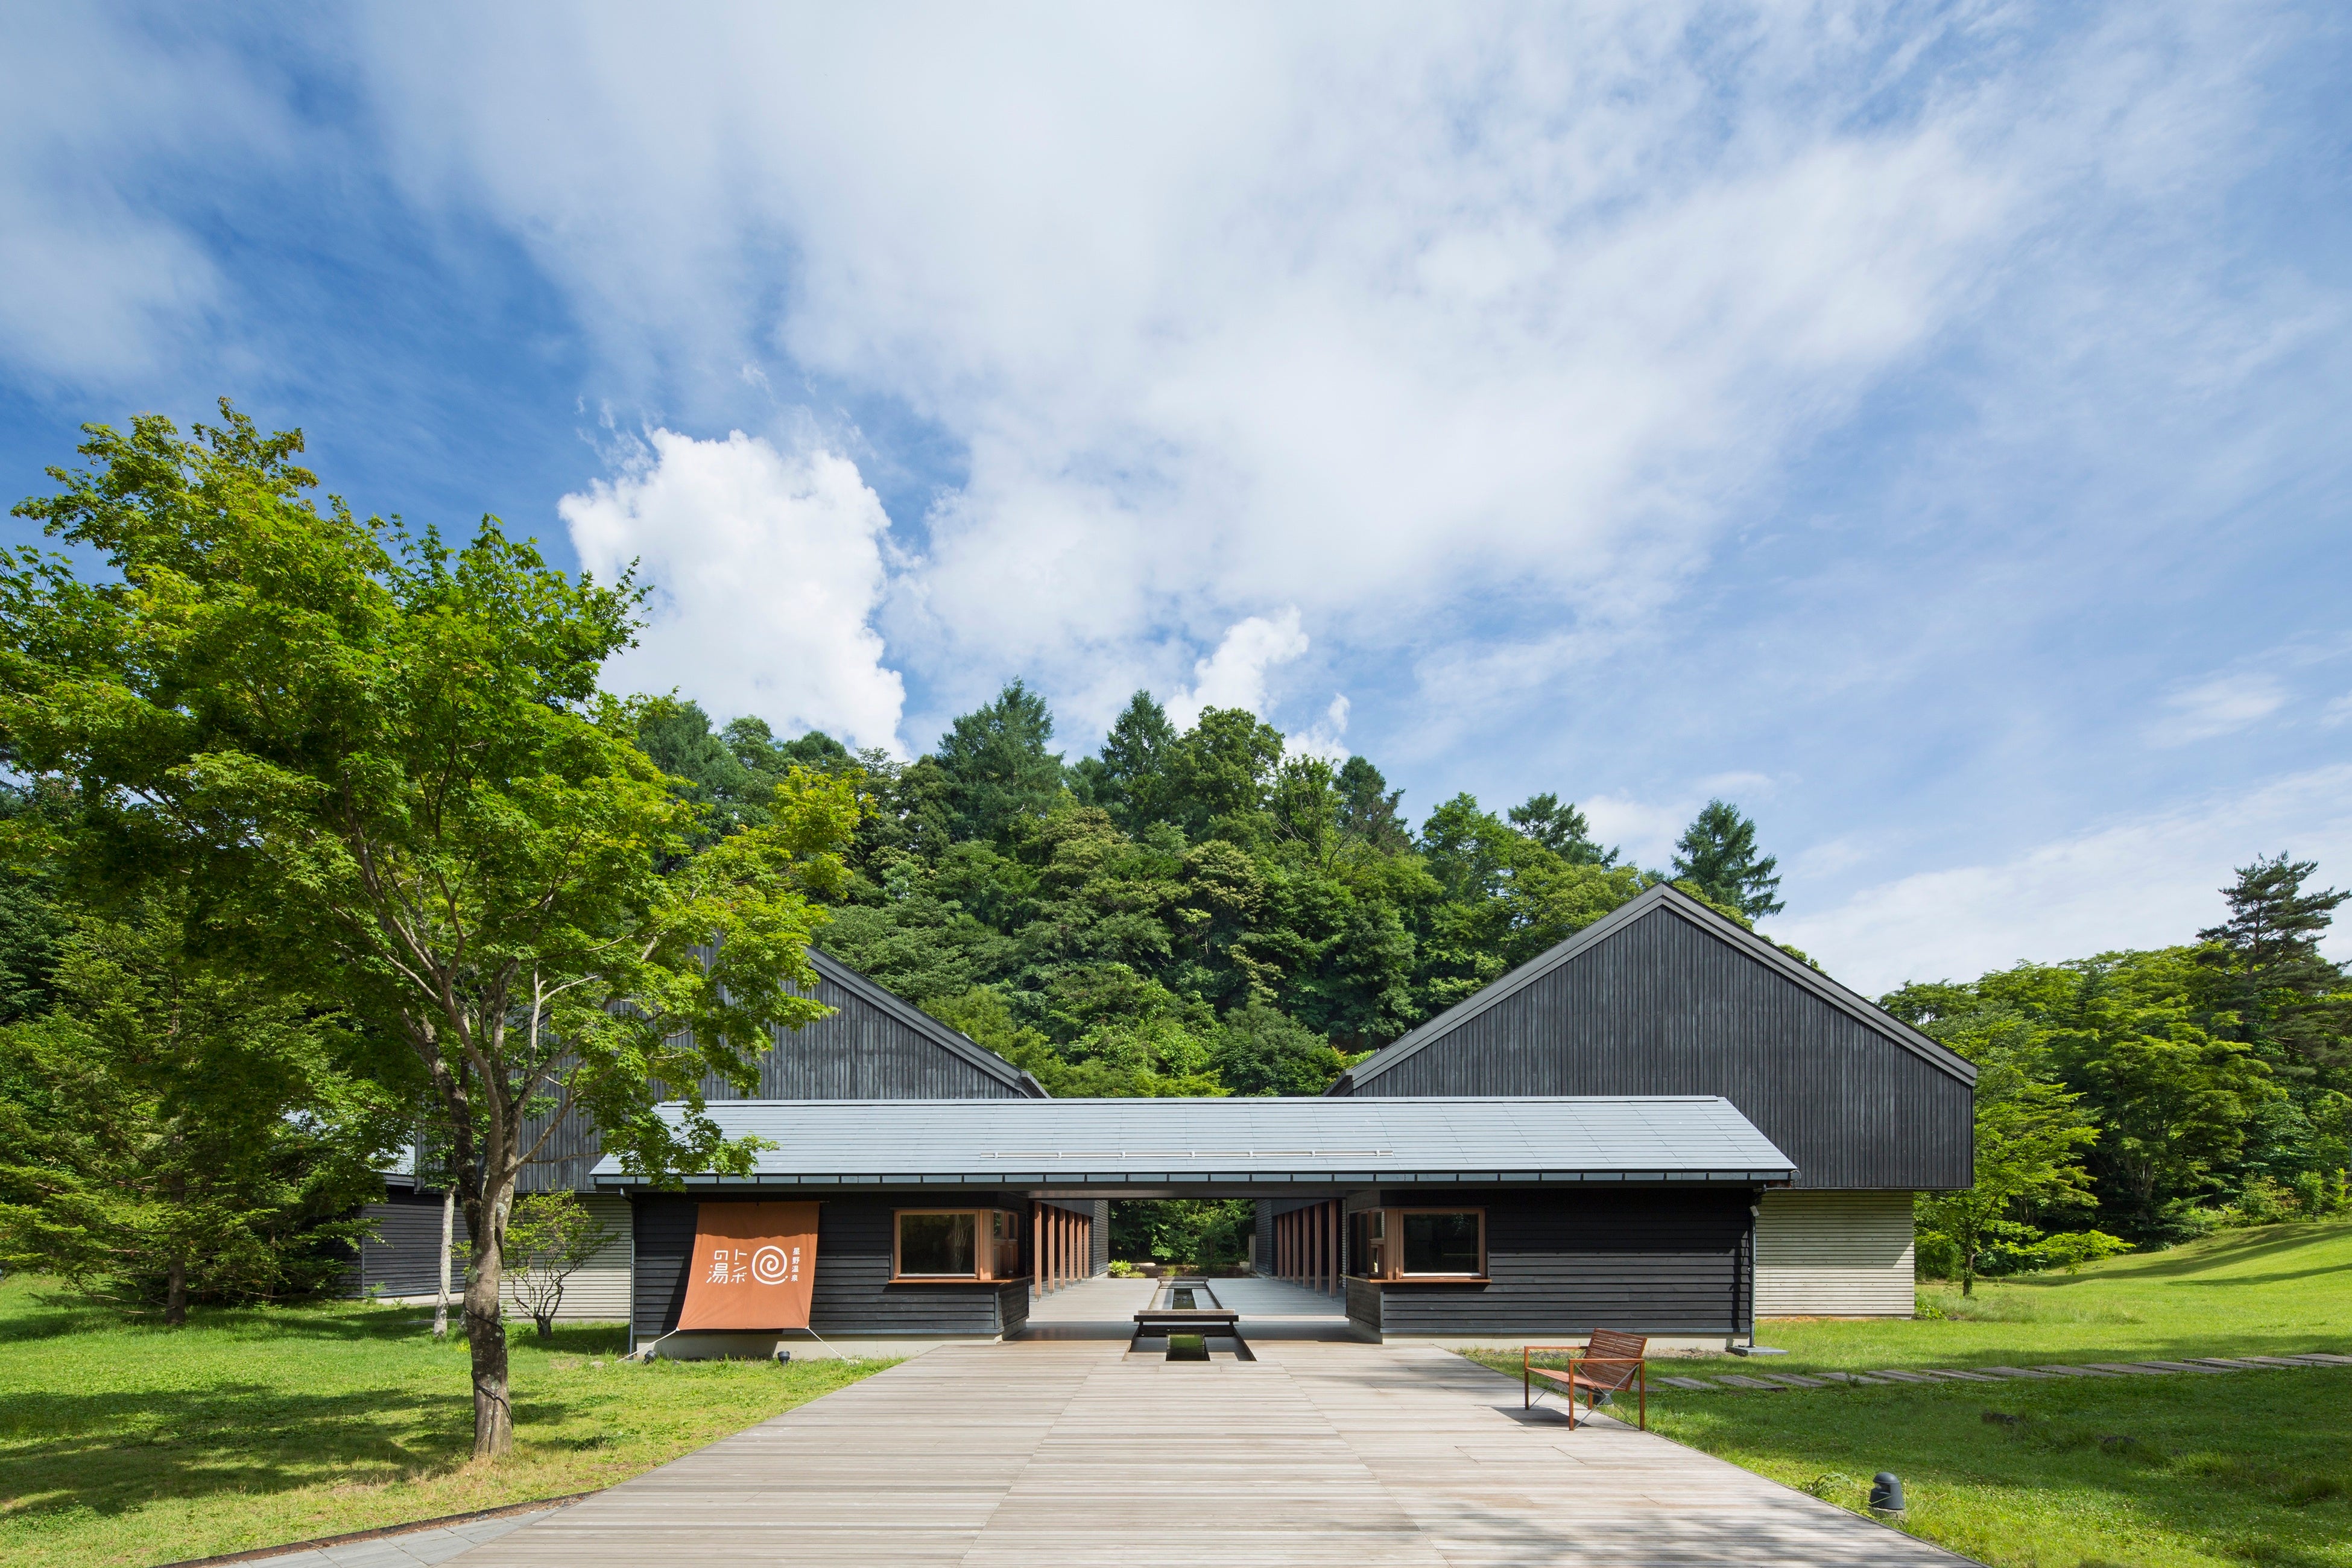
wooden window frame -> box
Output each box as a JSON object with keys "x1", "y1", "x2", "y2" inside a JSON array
[
  {"x1": 891, "y1": 1207, "x2": 1025, "y2": 1284},
  {"x1": 1349, "y1": 1206, "x2": 1488, "y2": 1283}
]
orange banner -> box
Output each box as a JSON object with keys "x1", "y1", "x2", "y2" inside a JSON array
[{"x1": 677, "y1": 1202, "x2": 819, "y2": 1330}]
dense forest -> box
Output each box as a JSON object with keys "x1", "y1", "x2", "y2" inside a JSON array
[
  {"x1": 637, "y1": 686, "x2": 2352, "y2": 1271},
  {"x1": 1, "y1": 408, "x2": 2346, "y2": 1313},
  {"x1": 634, "y1": 682, "x2": 1784, "y2": 1102}
]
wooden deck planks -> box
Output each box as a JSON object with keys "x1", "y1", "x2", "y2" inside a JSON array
[{"x1": 449, "y1": 1339, "x2": 1970, "y2": 1567}]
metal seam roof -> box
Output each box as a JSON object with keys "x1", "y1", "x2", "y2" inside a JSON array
[{"x1": 589, "y1": 1095, "x2": 1795, "y2": 1186}]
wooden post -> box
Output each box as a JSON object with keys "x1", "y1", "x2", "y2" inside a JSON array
[{"x1": 1034, "y1": 1204, "x2": 1045, "y2": 1295}]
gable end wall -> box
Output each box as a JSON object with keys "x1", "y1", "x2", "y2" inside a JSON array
[{"x1": 1345, "y1": 908, "x2": 1971, "y2": 1190}]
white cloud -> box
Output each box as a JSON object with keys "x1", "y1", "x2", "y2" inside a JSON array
[
  {"x1": 1288, "y1": 695, "x2": 1353, "y2": 765},
  {"x1": 1581, "y1": 778, "x2": 1780, "y2": 871},
  {"x1": 0, "y1": 9, "x2": 289, "y2": 384},
  {"x1": 559, "y1": 428, "x2": 907, "y2": 753},
  {"x1": 346, "y1": 4, "x2": 2130, "y2": 694},
  {"x1": 2147, "y1": 672, "x2": 2286, "y2": 746},
  {"x1": 2321, "y1": 690, "x2": 2352, "y2": 728},
  {"x1": 1774, "y1": 765, "x2": 2352, "y2": 995},
  {"x1": 1163, "y1": 610, "x2": 1310, "y2": 730}
]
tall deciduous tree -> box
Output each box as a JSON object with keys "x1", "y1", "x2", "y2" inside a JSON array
[
  {"x1": 1670, "y1": 799, "x2": 1783, "y2": 918},
  {"x1": 0, "y1": 406, "x2": 859, "y2": 1456}
]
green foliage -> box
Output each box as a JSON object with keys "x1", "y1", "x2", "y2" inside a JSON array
[
  {"x1": 1670, "y1": 798, "x2": 1783, "y2": 918},
  {"x1": 1890, "y1": 856, "x2": 2350, "y2": 1251},
  {"x1": 1109, "y1": 1198, "x2": 1254, "y2": 1268},
  {"x1": 1507, "y1": 791, "x2": 1616, "y2": 865},
  {"x1": 934, "y1": 679, "x2": 1065, "y2": 843},
  {"x1": 502, "y1": 1192, "x2": 617, "y2": 1338},
  {"x1": 0, "y1": 896, "x2": 399, "y2": 1316},
  {"x1": 2198, "y1": 853, "x2": 2350, "y2": 1073},
  {"x1": 0, "y1": 403, "x2": 862, "y2": 1455}
]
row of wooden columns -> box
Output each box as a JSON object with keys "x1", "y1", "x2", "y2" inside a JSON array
[
  {"x1": 1033, "y1": 1203, "x2": 1092, "y2": 1294},
  {"x1": 1276, "y1": 1200, "x2": 1342, "y2": 1295}
]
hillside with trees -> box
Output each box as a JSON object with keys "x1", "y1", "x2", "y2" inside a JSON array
[{"x1": 634, "y1": 681, "x2": 1786, "y2": 1100}]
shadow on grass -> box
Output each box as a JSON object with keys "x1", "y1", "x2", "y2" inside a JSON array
[
  {"x1": 1, "y1": 1285, "x2": 628, "y2": 1355},
  {"x1": 0, "y1": 1371, "x2": 637, "y2": 1525},
  {"x1": 1648, "y1": 1372, "x2": 2352, "y2": 1568},
  {"x1": 2063, "y1": 1224, "x2": 2349, "y2": 1282},
  {"x1": 1, "y1": 1383, "x2": 473, "y2": 1520}
]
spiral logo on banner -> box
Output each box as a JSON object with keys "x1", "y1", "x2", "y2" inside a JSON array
[{"x1": 750, "y1": 1245, "x2": 791, "y2": 1285}]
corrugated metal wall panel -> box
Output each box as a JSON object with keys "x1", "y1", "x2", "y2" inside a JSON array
[
  {"x1": 349, "y1": 1192, "x2": 631, "y2": 1323},
  {"x1": 504, "y1": 1193, "x2": 633, "y2": 1323},
  {"x1": 1345, "y1": 908, "x2": 1972, "y2": 1191},
  {"x1": 1753, "y1": 1189, "x2": 1915, "y2": 1317}
]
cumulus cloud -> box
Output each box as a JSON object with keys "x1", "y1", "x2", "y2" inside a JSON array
[
  {"x1": 1163, "y1": 610, "x2": 1310, "y2": 730},
  {"x1": 1774, "y1": 765, "x2": 2352, "y2": 995},
  {"x1": 344, "y1": 4, "x2": 2092, "y2": 693},
  {"x1": 1288, "y1": 695, "x2": 1353, "y2": 764},
  {"x1": 560, "y1": 428, "x2": 907, "y2": 753},
  {"x1": 2147, "y1": 673, "x2": 2287, "y2": 745}
]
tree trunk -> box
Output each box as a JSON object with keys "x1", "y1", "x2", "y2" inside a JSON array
[
  {"x1": 463, "y1": 1180, "x2": 514, "y2": 1458},
  {"x1": 165, "y1": 1167, "x2": 189, "y2": 1326},
  {"x1": 433, "y1": 1187, "x2": 455, "y2": 1340}
]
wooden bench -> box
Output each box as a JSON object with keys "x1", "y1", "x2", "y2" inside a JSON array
[{"x1": 1523, "y1": 1330, "x2": 1648, "y2": 1430}]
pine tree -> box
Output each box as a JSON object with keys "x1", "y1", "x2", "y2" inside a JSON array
[
  {"x1": 1507, "y1": 792, "x2": 1617, "y2": 866},
  {"x1": 934, "y1": 680, "x2": 1066, "y2": 842},
  {"x1": 1336, "y1": 756, "x2": 1409, "y2": 851},
  {"x1": 2198, "y1": 854, "x2": 2350, "y2": 1072},
  {"x1": 1670, "y1": 800, "x2": 1783, "y2": 918},
  {"x1": 1087, "y1": 691, "x2": 1178, "y2": 832}
]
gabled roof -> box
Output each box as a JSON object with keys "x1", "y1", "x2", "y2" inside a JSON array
[
  {"x1": 808, "y1": 949, "x2": 1049, "y2": 1099},
  {"x1": 592, "y1": 1094, "x2": 1794, "y2": 1188},
  {"x1": 1329, "y1": 883, "x2": 1975, "y2": 1095}
]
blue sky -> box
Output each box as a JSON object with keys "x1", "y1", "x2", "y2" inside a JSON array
[{"x1": 4, "y1": 4, "x2": 2349, "y2": 991}]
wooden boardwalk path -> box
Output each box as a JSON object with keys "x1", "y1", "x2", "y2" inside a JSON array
[{"x1": 446, "y1": 1338, "x2": 1966, "y2": 1567}]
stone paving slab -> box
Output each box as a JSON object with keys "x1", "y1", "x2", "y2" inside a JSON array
[
  {"x1": 201, "y1": 1510, "x2": 550, "y2": 1568},
  {"x1": 1657, "y1": 1353, "x2": 2350, "y2": 1393}
]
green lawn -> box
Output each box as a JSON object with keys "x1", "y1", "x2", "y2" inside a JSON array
[
  {"x1": 1467, "y1": 1221, "x2": 2352, "y2": 1568},
  {"x1": 0, "y1": 1277, "x2": 886, "y2": 1568}
]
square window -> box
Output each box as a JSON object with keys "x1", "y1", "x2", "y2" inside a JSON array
[
  {"x1": 1399, "y1": 1211, "x2": 1482, "y2": 1276},
  {"x1": 897, "y1": 1212, "x2": 977, "y2": 1277}
]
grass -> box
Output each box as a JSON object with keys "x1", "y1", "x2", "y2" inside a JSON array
[
  {"x1": 1464, "y1": 1221, "x2": 2352, "y2": 1568},
  {"x1": 0, "y1": 1276, "x2": 887, "y2": 1568}
]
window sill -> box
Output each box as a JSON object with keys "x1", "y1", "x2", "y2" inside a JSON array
[
  {"x1": 1373, "y1": 1275, "x2": 1491, "y2": 1285},
  {"x1": 888, "y1": 1274, "x2": 1028, "y2": 1286}
]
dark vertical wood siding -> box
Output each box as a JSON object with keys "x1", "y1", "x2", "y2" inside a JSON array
[
  {"x1": 347, "y1": 1191, "x2": 467, "y2": 1297},
  {"x1": 632, "y1": 1192, "x2": 1031, "y2": 1340},
  {"x1": 1339, "y1": 908, "x2": 1971, "y2": 1190},
  {"x1": 1359, "y1": 1187, "x2": 1753, "y2": 1337},
  {"x1": 521, "y1": 964, "x2": 1034, "y2": 1193}
]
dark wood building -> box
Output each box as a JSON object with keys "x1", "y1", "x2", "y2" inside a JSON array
[{"x1": 1326, "y1": 884, "x2": 1974, "y2": 1317}]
